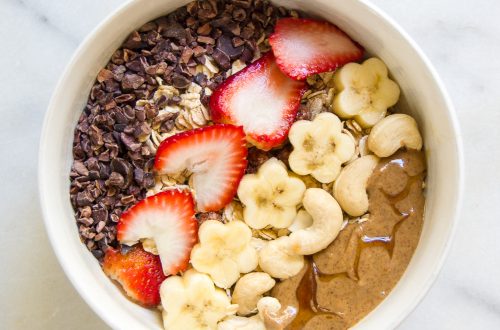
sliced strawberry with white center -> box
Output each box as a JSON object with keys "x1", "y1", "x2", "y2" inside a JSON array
[
  {"x1": 103, "y1": 245, "x2": 166, "y2": 307},
  {"x1": 117, "y1": 190, "x2": 197, "y2": 276},
  {"x1": 210, "y1": 52, "x2": 306, "y2": 151},
  {"x1": 269, "y1": 18, "x2": 364, "y2": 80},
  {"x1": 154, "y1": 124, "x2": 247, "y2": 212}
]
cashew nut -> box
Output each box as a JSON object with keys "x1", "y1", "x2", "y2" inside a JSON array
[
  {"x1": 217, "y1": 297, "x2": 295, "y2": 330},
  {"x1": 367, "y1": 114, "x2": 423, "y2": 157},
  {"x1": 333, "y1": 155, "x2": 379, "y2": 217},
  {"x1": 287, "y1": 188, "x2": 344, "y2": 255},
  {"x1": 232, "y1": 272, "x2": 276, "y2": 315},
  {"x1": 259, "y1": 188, "x2": 343, "y2": 278},
  {"x1": 258, "y1": 297, "x2": 296, "y2": 330},
  {"x1": 258, "y1": 236, "x2": 305, "y2": 279}
]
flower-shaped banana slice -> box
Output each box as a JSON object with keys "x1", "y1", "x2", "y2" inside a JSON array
[
  {"x1": 237, "y1": 158, "x2": 306, "y2": 230},
  {"x1": 333, "y1": 57, "x2": 400, "y2": 128},
  {"x1": 160, "y1": 269, "x2": 238, "y2": 330},
  {"x1": 288, "y1": 112, "x2": 355, "y2": 183},
  {"x1": 190, "y1": 220, "x2": 258, "y2": 288}
]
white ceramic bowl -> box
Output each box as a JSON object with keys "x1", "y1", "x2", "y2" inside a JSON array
[{"x1": 39, "y1": 0, "x2": 463, "y2": 329}]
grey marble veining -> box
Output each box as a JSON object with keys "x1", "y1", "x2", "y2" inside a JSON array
[{"x1": 0, "y1": 0, "x2": 499, "y2": 329}]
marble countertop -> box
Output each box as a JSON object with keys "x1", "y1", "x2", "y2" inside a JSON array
[{"x1": 1, "y1": 0, "x2": 498, "y2": 329}]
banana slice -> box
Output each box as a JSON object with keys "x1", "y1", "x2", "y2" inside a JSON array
[
  {"x1": 333, "y1": 57, "x2": 400, "y2": 128},
  {"x1": 288, "y1": 112, "x2": 355, "y2": 183},
  {"x1": 160, "y1": 269, "x2": 238, "y2": 330},
  {"x1": 190, "y1": 220, "x2": 258, "y2": 288},
  {"x1": 237, "y1": 158, "x2": 306, "y2": 229}
]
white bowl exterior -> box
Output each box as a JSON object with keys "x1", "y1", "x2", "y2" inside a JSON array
[{"x1": 39, "y1": 0, "x2": 463, "y2": 329}]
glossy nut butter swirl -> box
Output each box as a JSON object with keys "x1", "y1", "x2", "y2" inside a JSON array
[{"x1": 272, "y1": 150, "x2": 426, "y2": 329}]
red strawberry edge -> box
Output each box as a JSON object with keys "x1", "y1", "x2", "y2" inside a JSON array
[
  {"x1": 103, "y1": 245, "x2": 167, "y2": 308},
  {"x1": 269, "y1": 17, "x2": 364, "y2": 80}
]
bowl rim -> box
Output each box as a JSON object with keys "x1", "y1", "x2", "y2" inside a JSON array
[{"x1": 38, "y1": 0, "x2": 464, "y2": 328}]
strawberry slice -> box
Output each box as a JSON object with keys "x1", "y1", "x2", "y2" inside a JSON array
[
  {"x1": 117, "y1": 190, "x2": 197, "y2": 276},
  {"x1": 103, "y1": 245, "x2": 167, "y2": 307},
  {"x1": 269, "y1": 18, "x2": 363, "y2": 80},
  {"x1": 210, "y1": 52, "x2": 306, "y2": 151},
  {"x1": 154, "y1": 124, "x2": 247, "y2": 212}
]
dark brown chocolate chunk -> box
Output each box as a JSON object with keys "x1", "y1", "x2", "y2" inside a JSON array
[
  {"x1": 162, "y1": 21, "x2": 187, "y2": 40},
  {"x1": 80, "y1": 206, "x2": 92, "y2": 218},
  {"x1": 139, "y1": 21, "x2": 157, "y2": 32},
  {"x1": 121, "y1": 195, "x2": 136, "y2": 205},
  {"x1": 121, "y1": 73, "x2": 145, "y2": 90},
  {"x1": 134, "y1": 122, "x2": 152, "y2": 141},
  {"x1": 110, "y1": 158, "x2": 133, "y2": 187},
  {"x1": 172, "y1": 73, "x2": 192, "y2": 89},
  {"x1": 120, "y1": 133, "x2": 142, "y2": 152},
  {"x1": 111, "y1": 50, "x2": 125, "y2": 65},
  {"x1": 192, "y1": 45, "x2": 207, "y2": 57},
  {"x1": 78, "y1": 217, "x2": 94, "y2": 226},
  {"x1": 240, "y1": 46, "x2": 254, "y2": 63},
  {"x1": 123, "y1": 49, "x2": 139, "y2": 62},
  {"x1": 123, "y1": 31, "x2": 145, "y2": 49},
  {"x1": 97, "y1": 69, "x2": 114, "y2": 83},
  {"x1": 72, "y1": 161, "x2": 89, "y2": 176},
  {"x1": 89, "y1": 125, "x2": 104, "y2": 148},
  {"x1": 212, "y1": 49, "x2": 231, "y2": 69},
  {"x1": 197, "y1": 23, "x2": 212, "y2": 36},
  {"x1": 125, "y1": 59, "x2": 145, "y2": 73},
  {"x1": 76, "y1": 190, "x2": 94, "y2": 206},
  {"x1": 216, "y1": 34, "x2": 244, "y2": 60},
  {"x1": 233, "y1": 0, "x2": 252, "y2": 9},
  {"x1": 233, "y1": 7, "x2": 247, "y2": 21},
  {"x1": 106, "y1": 172, "x2": 125, "y2": 188},
  {"x1": 194, "y1": 73, "x2": 208, "y2": 87},
  {"x1": 88, "y1": 171, "x2": 100, "y2": 180},
  {"x1": 114, "y1": 94, "x2": 135, "y2": 104},
  {"x1": 197, "y1": 36, "x2": 215, "y2": 45},
  {"x1": 181, "y1": 47, "x2": 194, "y2": 64}
]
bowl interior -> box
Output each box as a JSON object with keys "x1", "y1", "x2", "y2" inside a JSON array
[{"x1": 39, "y1": 0, "x2": 462, "y2": 329}]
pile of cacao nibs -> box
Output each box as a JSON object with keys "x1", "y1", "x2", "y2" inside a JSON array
[{"x1": 69, "y1": 0, "x2": 296, "y2": 261}]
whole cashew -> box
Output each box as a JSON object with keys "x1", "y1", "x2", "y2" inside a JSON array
[
  {"x1": 333, "y1": 155, "x2": 379, "y2": 217},
  {"x1": 259, "y1": 188, "x2": 344, "y2": 278},
  {"x1": 288, "y1": 188, "x2": 344, "y2": 255},
  {"x1": 367, "y1": 114, "x2": 423, "y2": 157},
  {"x1": 232, "y1": 272, "x2": 276, "y2": 316}
]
